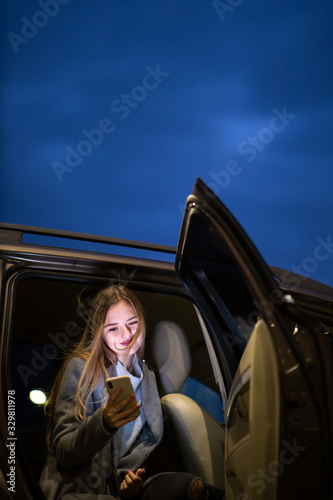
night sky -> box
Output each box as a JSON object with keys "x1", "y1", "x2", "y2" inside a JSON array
[{"x1": 2, "y1": 0, "x2": 333, "y2": 286}]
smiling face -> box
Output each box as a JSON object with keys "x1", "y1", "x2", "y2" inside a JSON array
[{"x1": 102, "y1": 299, "x2": 143, "y2": 365}]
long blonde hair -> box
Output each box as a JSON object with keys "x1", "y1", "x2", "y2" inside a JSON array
[{"x1": 45, "y1": 284, "x2": 146, "y2": 453}]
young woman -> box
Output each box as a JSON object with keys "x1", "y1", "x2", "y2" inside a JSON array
[{"x1": 39, "y1": 284, "x2": 224, "y2": 499}]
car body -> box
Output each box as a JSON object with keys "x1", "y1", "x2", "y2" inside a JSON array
[{"x1": 1, "y1": 178, "x2": 333, "y2": 499}]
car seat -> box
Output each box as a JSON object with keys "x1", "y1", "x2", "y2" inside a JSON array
[{"x1": 147, "y1": 320, "x2": 225, "y2": 489}]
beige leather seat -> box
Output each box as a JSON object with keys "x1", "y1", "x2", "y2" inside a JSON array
[{"x1": 148, "y1": 320, "x2": 225, "y2": 489}]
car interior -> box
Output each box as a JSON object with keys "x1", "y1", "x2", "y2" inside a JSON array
[
  {"x1": 148, "y1": 320, "x2": 225, "y2": 489},
  {"x1": 5, "y1": 271, "x2": 225, "y2": 496}
]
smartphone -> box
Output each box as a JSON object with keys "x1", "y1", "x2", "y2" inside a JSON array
[{"x1": 105, "y1": 376, "x2": 140, "y2": 417}]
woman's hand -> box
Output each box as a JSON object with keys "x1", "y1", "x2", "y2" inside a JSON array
[
  {"x1": 102, "y1": 387, "x2": 140, "y2": 430},
  {"x1": 120, "y1": 468, "x2": 145, "y2": 497}
]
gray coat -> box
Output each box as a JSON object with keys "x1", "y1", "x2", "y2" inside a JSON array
[{"x1": 39, "y1": 357, "x2": 164, "y2": 500}]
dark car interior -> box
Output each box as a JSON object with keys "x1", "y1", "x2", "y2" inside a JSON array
[{"x1": 8, "y1": 272, "x2": 224, "y2": 490}]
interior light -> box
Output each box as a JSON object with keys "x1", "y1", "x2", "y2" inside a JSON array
[{"x1": 29, "y1": 389, "x2": 47, "y2": 405}]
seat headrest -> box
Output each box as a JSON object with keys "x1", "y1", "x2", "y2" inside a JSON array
[{"x1": 147, "y1": 320, "x2": 191, "y2": 397}]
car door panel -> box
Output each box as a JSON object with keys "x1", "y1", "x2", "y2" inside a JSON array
[
  {"x1": 225, "y1": 319, "x2": 280, "y2": 500},
  {"x1": 176, "y1": 178, "x2": 333, "y2": 499}
]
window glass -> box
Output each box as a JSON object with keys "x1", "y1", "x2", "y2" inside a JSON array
[
  {"x1": 177, "y1": 209, "x2": 260, "y2": 390},
  {"x1": 181, "y1": 377, "x2": 224, "y2": 425}
]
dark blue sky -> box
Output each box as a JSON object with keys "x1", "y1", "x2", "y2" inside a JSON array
[{"x1": 2, "y1": 0, "x2": 333, "y2": 286}]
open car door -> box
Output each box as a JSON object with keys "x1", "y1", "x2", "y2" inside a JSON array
[{"x1": 176, "y1": 178, "x2": 333, "y2": 500}]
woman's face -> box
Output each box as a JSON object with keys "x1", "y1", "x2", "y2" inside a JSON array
[{"x1": 102, "y1": 299, "x2": 143, "y2": 364}]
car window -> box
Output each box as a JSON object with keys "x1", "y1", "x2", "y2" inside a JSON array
[
  {"x1": 176, "y1": 207, "x2": 257, "y2": 394},
  {"x1": 180, "y1": 377, "x2": 224, "y2": 425}
]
